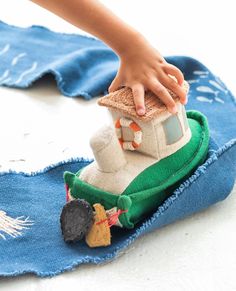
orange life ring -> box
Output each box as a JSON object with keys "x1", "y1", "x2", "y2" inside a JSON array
[{"x1": 115, "y1": 117, "x2": 142, "y2": 150}]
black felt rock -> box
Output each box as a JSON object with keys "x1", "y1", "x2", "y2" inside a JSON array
[{"x1": 60, "y1": 199, "x2": 94, "y2": 243}]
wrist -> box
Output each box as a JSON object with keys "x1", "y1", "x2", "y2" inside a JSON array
[{"x1": 105, "y1": 27, "x2": 146, "y2": 58}]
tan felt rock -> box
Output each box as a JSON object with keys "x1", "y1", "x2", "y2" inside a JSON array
[{"x1": 85, "y1": 203, "x2": 111, "y2": 248}]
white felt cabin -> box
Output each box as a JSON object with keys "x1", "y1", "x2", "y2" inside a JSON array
[
  {"x1": 79, "y1": 84, "x2": 191, "y2": 194},
  {"x1": 108, "y1": 101, "x2": 191, "y2": 160}
]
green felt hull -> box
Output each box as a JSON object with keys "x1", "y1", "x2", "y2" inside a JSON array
[{"x1": 64, "y1": 110, "x2": 209, "y2": 229}]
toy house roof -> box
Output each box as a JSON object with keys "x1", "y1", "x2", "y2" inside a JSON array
[{"x1": 98, "y1": 81, "x2": 189, "y2": 122}]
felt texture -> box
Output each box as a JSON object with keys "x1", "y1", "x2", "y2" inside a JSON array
[
  {"x1": 0, "y1": 22, "x2": 235, "y2": 277},
  {"x1": 89, "y1": 125, "x2": 127, "y2": 173},
  {"x1": 64, "y1": 111, "x2": 210, "y2": 228},
  {"x1": 78, "y1": 103, "x2": 192, "y2": 194},
  {"x1": 109, "y1": 102, "x2": 192, "y2": 161}
]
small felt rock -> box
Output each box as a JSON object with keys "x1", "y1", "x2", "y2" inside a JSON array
[
  {"x1": 60, "y1": 199, "x2": 94, "y2": 243},
  {"x1": 85, "y1": 203, "x2": 111, "y2": 248}
]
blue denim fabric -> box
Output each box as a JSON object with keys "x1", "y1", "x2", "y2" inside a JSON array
[
  {"x1": 0, "y1": 22, "x2": 235, "y2": 277},
  {"x1": 0, "y1": 21, "x2": 119, "y2": 99}
]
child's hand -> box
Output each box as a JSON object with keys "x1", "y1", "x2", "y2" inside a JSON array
[
  {"x1": 31, "y1": 0, "x2": 187, "y2": 116},
  {"x1": 108, "y1": 36, "x2": 187, "y2": 115}
]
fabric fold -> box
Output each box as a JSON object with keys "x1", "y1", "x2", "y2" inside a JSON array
[
  {"x1": 0, "y1": 21, "x2": 119, "y2": 99},
  {"x1": 0, "y1": 21, "x2": 235, "y2": 277}
]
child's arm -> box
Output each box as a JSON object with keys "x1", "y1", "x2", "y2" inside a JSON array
[{"x1": 31, "y1": 0, "x2": 187, "y2": 115}]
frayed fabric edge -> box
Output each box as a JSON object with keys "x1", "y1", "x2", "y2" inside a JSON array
[
  {"x1": 1, "y1": 68, "x2": 97, "y2": 100},
  {"x1": 0, "y1": 139, "x2": 235, "y2": 278}
]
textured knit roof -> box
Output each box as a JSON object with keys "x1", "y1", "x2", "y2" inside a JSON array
[{"x1": 98, "y1": 81, "x2": 189, "y2": 122}]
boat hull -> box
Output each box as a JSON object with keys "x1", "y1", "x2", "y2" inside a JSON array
[{"x1": 64, "y1": 110, "x2": 209, "y2": 229}]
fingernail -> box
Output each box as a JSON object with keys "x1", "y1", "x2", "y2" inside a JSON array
[{"x1": 137, "y1": 108, "x2": 145, "y2": 115}]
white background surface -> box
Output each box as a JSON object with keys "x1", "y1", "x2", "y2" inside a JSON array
[{"x1": 0, "y1": 1, "x2": 236, "y2": 290}]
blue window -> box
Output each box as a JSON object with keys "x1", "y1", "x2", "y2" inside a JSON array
[{"x1": 162, "y1": 115, "x2": 183, "y2": 145}]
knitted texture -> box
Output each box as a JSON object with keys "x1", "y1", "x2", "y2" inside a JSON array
[{"x1": 98, "y1": 82, "x2": 189, "y2": 121}]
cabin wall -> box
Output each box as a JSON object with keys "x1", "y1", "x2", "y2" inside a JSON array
[
  {"x1": 109, "y1": 109, "x2": 167, "y2": 159},
  {"x1": 109, "y1": 102, "x2": 191, "y2": 160},
  {"x1": 153, "y1": 103, "x2": 191, "y2": 159}
]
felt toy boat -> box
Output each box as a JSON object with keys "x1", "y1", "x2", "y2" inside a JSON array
[{"x1": 60, "y1": 81, "x2": 210, "y2": 247}]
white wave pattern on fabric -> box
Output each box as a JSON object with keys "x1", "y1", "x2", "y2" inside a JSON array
[
  {"x1": 11, "y1": 53, "x2": 27, "y2": 66},
  {"x1": 196, "y1": 96, "x2": 213, "y2": 103},
  {"x1": 15, "y1": 61, "x2": 38, "y2": 84},
  {"x1": 0, "y1": 69, "x2": 10, "y2": 82},
  {"x1": 0, "y1": 210, "x2": 34, "y2": 240},
  {"x1": 0, "y1": 44, "x2": 10, "y2": 56}
]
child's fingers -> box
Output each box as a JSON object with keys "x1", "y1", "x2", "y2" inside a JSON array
[
  {"x1": 164, "y1": 64, "x2": 184, "y2": 86},
  {"x1": 132, "y1": 84, "x2": 145, "y2": 116},
  {"x1": 147, "y1": 79, "x2": 177, "y2": 114},
  {"x1": 108, "y1": 76, "x2": 122, "y2": 93},
  {"x1": 161, "y1": 74, "x2": 187, "y2": 105}
]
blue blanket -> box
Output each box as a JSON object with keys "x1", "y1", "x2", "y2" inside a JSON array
[
  {"x1": 0, "y1": 21, "x2": 119, "y2": 99},
  {"x1": 0, "y1": 21, "x2": 235, "y2": 278}
]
